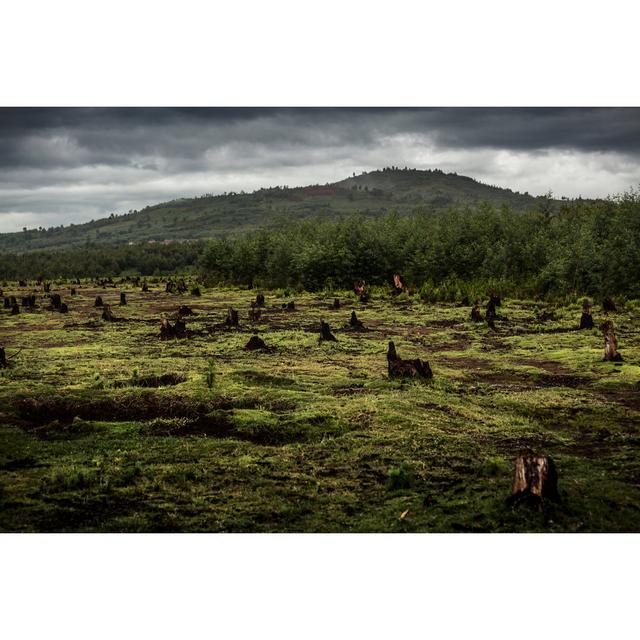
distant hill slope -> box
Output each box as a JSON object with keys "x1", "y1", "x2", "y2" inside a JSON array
[{"x1": 0, "y1": 168, "x2": 558, "y2": 253}]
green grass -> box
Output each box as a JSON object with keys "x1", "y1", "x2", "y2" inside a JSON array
[{"x1": 1, "y1": 279, "x2": 639, "y2": 532}]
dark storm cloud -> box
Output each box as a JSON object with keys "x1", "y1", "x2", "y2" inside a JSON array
[{"x1": 0, "y1": 107, "x2": 639, "y2": 232}]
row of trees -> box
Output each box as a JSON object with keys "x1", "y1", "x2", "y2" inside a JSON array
[
  {"x1": 198, "y1": 192, "x2": 640, "y2": 299},
  {"x1": 2, "y1": 192, "x2": 639, "y2": 300}
]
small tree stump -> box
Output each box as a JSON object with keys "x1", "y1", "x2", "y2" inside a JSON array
[
  {"x1": 248, "y1": 302, "x2": 261, "y2": 322},
  {"x1": 359, "y1": 292, "x2": 370, "y2": 304},
  {"x1": 120, "y1": 292, "x2": 127, "y2": 306},
  {"x1": 43, "y1": 283, "x2": 51, "y2": 293},
  {"x1": 245, "y1": 335, "x2": 268, "y2": 351},
  {"x1": 255, "y1": 293, "x2": 265, "y2": 307},
  {"x1": 50, "y1": 293, "x2": 62, "y2": 309},
  {"x1": 166, "y1": 281, "x2": 176, "y2": 294},
  {"x1": 319, "y1": 320, "x2": 337, "y2": 342},
  {"x1": 579, "y1": 298, "x2": 593, "y2": 329},
  {"x1": 3, "y1": 297, "x2": 10, "y2": 309},
  {"x1": 174, "y1": 319, "x2": 187, "y2": 338},
  {"x1": 350, "y1": 310, "x2": 364, "y2": 328},
  {"x1": 95, "y1": 296, "x2": 103, "y2": 307},
  {"x1": 392, "y1": 273, "x2": 404, "y2": 296},
  {"x1": 225, "y1": 307, "x2": 239, "y2": 327},
  {"x1": 0, "y1": 346, "x2": 7, "y2": 368},
  {"x1": 70, "y1": 288, "x2": 77, "y2": 296},
  {"x1": 331, "y1": 298, "x2": 341, "y2": 310},
  {"x1": 178, "y1": 305, "x2": 195, "y2": 316},
  {"x1": 509, "y1": 453, "x2": 559, "y2": 504},
  {"x1": 160, "y1": 318, "x2": 173, "y2": 340},
  {"x1": 387, "y1": 341, "x2": 433, "y2": 379},
  {"x1": 603, "y1": 296, "x2": 617, "y2": 312},
  {"x1": 101, "y1": 304, "x2": 116, "y2": 321},
  {"x1": 354, "y1": 280, "x2": 366, "y2": 296},
  {"x1": 11, "y1": 304, "x2": 19, "y2": 315},
  {"x1": 286, "y1": 301, "x2": 296, "y2": 311},
  {"x1": 471, "y1": 301, "x2": 483, "y2": 322},
  {"x1": 141, "y1": 281, "x2": 149, "y2": 292},
  {"x1": 177, "y1": 279, "x2": 187, "y2": 294},
  {"x1": 602, "y1": 320, "x2": 623, "y2": 361},
  {"x1": 60, "y1": 303, "x2": 69, "y2": 313},
  {"x1": 191, "y1": 286, "x2": 201, "y2": 297}
]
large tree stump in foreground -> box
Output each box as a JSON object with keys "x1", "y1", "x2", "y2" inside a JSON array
[
  {"x1": 319, "y1": 320, "x2": 337, "y2": 342},
  {"x1": 579, "y1": 298, "x2": 594, "y2": 329},
  {"x1": 602, "y1": 320, "x2": 623, "y2": 361},
  {"x1": 387, "y1": 341, "x2": 433, "y2": 379},
  {"x1": 225, "y1": 307, "x2": 239, "y2": 327},
  {"x1": 245, "y1": 335, "x2": 269, "y2": 351},
  {"x1": 0, "y1": 347, "x2": 7, "y2": 368},
  {"x1": 603, "y1": 296, "x2": 617, "y2": 312},
  {"x1": 509, "y1": 453, "x2": 559, "y2": 504}
]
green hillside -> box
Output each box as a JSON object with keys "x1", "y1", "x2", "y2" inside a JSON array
[{"x1": 0, "y1": 168, "x2": 558, "y2": 253}]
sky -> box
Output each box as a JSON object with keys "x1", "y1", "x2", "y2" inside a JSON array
[{"x1": 0, "y1": 107, "x2": 639, "y2": 233}]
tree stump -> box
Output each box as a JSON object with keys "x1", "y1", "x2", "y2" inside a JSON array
[
  {"x1": 255, "y1": 293, "x2": 265, "y2": 307},
  {"x1": 166, "y1": 281, "x2": 176, "y2": 294},
  {"x1": 177, "y1": 279, "x2": 187, "y2": 294},
  {"x1": 43, "y1": 283, "x2": 51, "y2": 293},
  {"x1": 602, "y1": 320, "x2": 623, "y2": 361},
  {"x1": 331, "y1": 298, "x2": 341, "y2": 310},
  {"x1": 509, "y1": 453, "x2": 559, "y2": 504},
  {"x1": 160, "y1": 318, "x2": 173, "y2": 340},
  {"x1": 387, "y1": 341, "x2": 433, "y2": 379},
  {"x1": 579, "y1": 299, "x2": 593, "y2": 329},
  {"x1": 191, "y1": 286, "x2": 201, "y2": 297},
  {"x1": 120, "y1": 292, "x2": 127, "y2": 306},
  {"x1": 21, "y1": 296, "x2": 29, "y2": 307},
  {"x1": 489, "y1": 292, "x2": 502, "y2": 307},
  {"x1": 174, "y1": 319, "x2": 187, "y2": 338},
  {"x1": 354, "y1": 280, "x2": 366, "y2": 296},
  {"x1": 225, "y1": 307, "x2": 239, "y2": 327},
  {"x1": 11, "y1": 303, "x2": 20, "y2": 315},
  {"x1": 3, "y1": 297, "x2": 10, "y2": 309},
  {"x1": 0, "y1": 347, "x2": 7, "y2": 368},
  {"x1": 392, "y1": 273, "x2": 404, "y2": 296},
  {"x1": 319, "y1": 320, "x2": 337, "y2": 342},
  {"x1": 245, "y1": 335, "x2": 268, "y2": 351},
  {"x1": 51, "y1": 293, "x2": 62, "y2": 309},
  {"x1": 471, "y1": 301, "x2": 483, "y2": 322},
  {"x1": 286, "y1": 301, "x2": 296, "y2": 311},
  {"x1": 248, "y1": 302, "x2": 261, "y2": 322},
  {"x1": 70, "y1": 288, "x2": 77, "y2": 295},
  {"x1": 141, "y1": 281, "x2": 149, "y2": 292},
  {"x1": 95, "y1": 296, "x2": 103, "y2": 307},
  {"x1": 350, "y1": 310, "x2": 364, "y2": 328},
  {"x1": 360, "y1": 292, "x2": 370, "y2": 304},
  {"x1": 178, "y1": 305, "x2": 195, "y2": 316},
  {"x1": 603, "y1": 296, "x2": 617, "y2": 312},
  {"x1": 101, "y1": 304, "x2": 117, "y2": 321}
]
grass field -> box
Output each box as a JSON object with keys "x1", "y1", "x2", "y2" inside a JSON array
[{"x1": 1, "y1": 280, "x2": 639, "y2": 532}]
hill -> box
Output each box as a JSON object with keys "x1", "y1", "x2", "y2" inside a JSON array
[{"x1": 0, "y1": 168, "x2": 559, "y2": 253}]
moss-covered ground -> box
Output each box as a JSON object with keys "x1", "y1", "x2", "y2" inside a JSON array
[{"x1": 1, "y1": 280, "x2": 639, "y2": 532}]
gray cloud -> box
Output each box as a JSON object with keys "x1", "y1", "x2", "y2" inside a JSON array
[{"x1": 0, "y1": 107, "x2": 639, "y2": 232}]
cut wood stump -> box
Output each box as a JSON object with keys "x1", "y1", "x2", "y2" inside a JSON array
[
  {"x1": 331, "y1": 298, "x2": 341, "y2": 310},
  {"x1": 178, "y1": 305, "x2": 195, "y2": 316},
  {"x1": 509, "y1": 453, "x2": 559, "y2": 504},
  {"x1": 120, "y1": 292, "x2": 127, "y2": 306},
  {"x1": 391, "y1": 273, "x2": 405, "y2": 296},
  {"x1": 101, "y1": 304, "x2": 117, "y2": 322},
  {"x1": 471, "y1": 301, "x2": 483, "y2": 322},
  {"x1": 349, "y1": 310, "x2": 364, "y2": 328},
  {"x1": 602, "y1": 320, "x2": 623, "y2": 361},
  {"x1": 225, "y1": 307, "x2": 239, "y2": 327},
  {"x1": 0, "y1": 347, "x2": 7, "y2": 368},
  {"x1": 95, "y1": 296, "x2": 103, "y2": 307},
  {"x1": 11, "y1": 304, "x2": 19, "y2": 315},
  {"x1": 319, "y1": 320, "x2": 337, "y2": 342},
  {"x1": 191, "y1": 287, "x2": 201, "y2": 297},
  {"x1": 245, "y1": 335, "x2": 269, "y2": 351},
  {"x1": 3, "y1": 297, "x2": 10, "y2": 309},
  {"x1": 255, "y1": 293, "x2": 265, "y2": 307},
  {"x1": 50, "y1": 293, "x2": 62, "y2": 309},
  {"x1": 387, "y1": 341, "x2": 433, "y2": 379},
  {"x1": 579, "y1": 298, "x2": 594, "y2": 329},
  {"x1": 248, "y1": 303, "x2": 261, "y2": 322},
  {"x1": 141, "y1": 281, "x2": 149, "y2": 292},
  {"x1": 59, "y1": 303, "x2": 69, "y2": 314}
]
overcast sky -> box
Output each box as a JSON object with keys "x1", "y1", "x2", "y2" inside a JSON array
[{"x1": 0, "y1": 107, "x2": 639, "y2": 233}]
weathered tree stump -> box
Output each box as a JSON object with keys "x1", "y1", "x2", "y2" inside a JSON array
[
  {"x1": 471, "y1": 301, "x2": 483, "y2": 322},
  {"x1": 255, "y1": 293, "x2": 265, "y2": 307},
  {"x1": 160, "y1": 318, "x2": 173, "y2": 340},
  {"x1": 95, "y1": 296, "x2": 104, "y2": 307},
  {"x1": 191, "y1": 286, "x2": 201, "y2": 297},
  {"x1": 120, "y1": 292, "x2": 127, "y2": 306},
  {"x1": 245, "y1": 335, "x2": 268, "y2": 351},
  {"x1": 21, "y1": 296, "x2": 30, "y2": 307},
  {"x1": 354, "y1": 280, "x2": 366, "y2": 296},
  {"x1": 43, "y1": 283, "x2": 51, "y2": 293},
  {"x1": 3, "y1": 297, "x2": 10, "y2": 309},
  {"x1": 602, "y1": 320, "x2": 623, "y2": 361},
  {"x1": 392, "y1": 273, "x2": 404, "y2": 296},
  {"x1": 331, "y1": 298, "x2": 341, "y2": 310},
  {"x1": 0, "y1": 347, "x2": 7, "y2": 368},
  {"x1": 489, "y1": 292, "x2": 501, "y2": 307},
  {"x1": 11, "y1": 303, "x2": 20, "y2": 315},
  {"x1": 225, "y1": 307, "x2": 239, "y2": 327},
  {"x1": 166, "y1": 281, "x2": 176, "y2": 294},
  {"x1": 579, "y1": 298, "x2": 593, "y2": 329},
  {"x1": 603, "y1": 296, "x2": 617, "y2": 312},
  {"x1": 141, "y1": 281, "x2": 149, "y2": 292},
  {"x1": 387, "y1": 341, "x2": 433, "y2": 379},
  {"x1": 70, "y1": 288, "x2": 77, "y2": 296},
  {"x1": 319, "y1": 320, "x2": 337, "y2": 342},
  {"x1": 174, "y1": 319, "x2": 187, "y2": 338},
  {"x1": 177, "y1": 279, "x2": 187, "y2": 294},
  {"x1": 509, "y1": 453, "x2": 559, "y2": 504},
  {"x1": 248, "y1": 302, "x2": 261, "y2": 322},
  {"x1": 50, "y1": 293, "x2": 62, "y2": 309},
  {"x1": 178, "y1": 305, "x2": 195, "y2": 316},
  {"x1": 101, "y1": 304, "x2": 117, "y2": 321},
  {"x1": 349, "y1": 310, "x2": 364, "y2": 328},
  {"x1": 60, "y1": 303, "x2": 69, "y2": 313}
]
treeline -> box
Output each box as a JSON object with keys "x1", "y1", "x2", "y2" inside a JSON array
[
  {"x1": 0, "y1": 241, "x2": 204, "y2": 280},
  {"x1": 199, "y1": 192, "x2": 640, "y2": 299}
]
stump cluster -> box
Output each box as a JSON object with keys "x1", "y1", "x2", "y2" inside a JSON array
[
  {"x1": 387, "y1": 341, "x2": 433, "y2": 379},
  {"x1": 331, "y1": 298, "x2": 340, "y2": 310}
]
